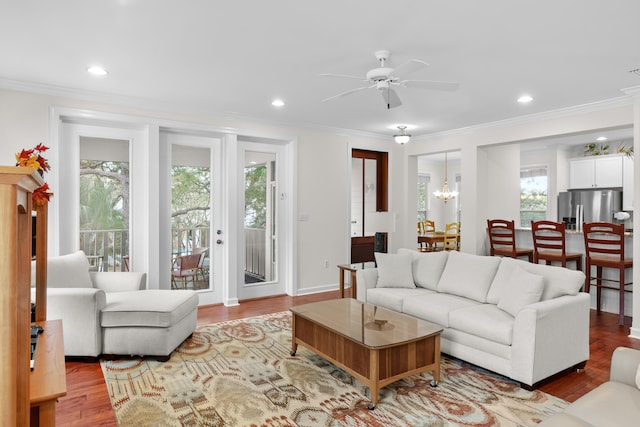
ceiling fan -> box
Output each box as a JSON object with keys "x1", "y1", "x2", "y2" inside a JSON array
[{"x1": 321, "y1": 50, "x2": 459, "y2": 109}]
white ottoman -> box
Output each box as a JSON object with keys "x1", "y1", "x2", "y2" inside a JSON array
[{"x1": 101, "y1": 290, "x2": 198, "y2": 358}]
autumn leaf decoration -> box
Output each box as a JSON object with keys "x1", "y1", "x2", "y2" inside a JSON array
[{"x1": 15, "y1": 143, "x2": 53, "y2": 207}]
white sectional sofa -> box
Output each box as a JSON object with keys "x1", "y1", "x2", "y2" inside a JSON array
[
  {"x1": 33, "y1": 250, "x2": 198, "y2": 358},
  {"x1": 356, "y1": 249, "x2": 590, "y2": 388}
]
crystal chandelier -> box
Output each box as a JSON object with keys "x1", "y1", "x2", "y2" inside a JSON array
[{"x1": 433, "y1": 152, "x2": 458, "y2": 203}]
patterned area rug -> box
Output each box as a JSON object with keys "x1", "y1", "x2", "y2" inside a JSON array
[{"x1": 101, "y1": 312, "x2": 567, "y2": 426}]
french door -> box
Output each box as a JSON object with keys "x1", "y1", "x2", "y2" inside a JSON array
[{"x1": 54, "y1": 109, "x2": 293, "y2": 307}]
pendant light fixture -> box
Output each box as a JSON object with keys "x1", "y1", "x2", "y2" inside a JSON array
[
  {"x1": 393, "y1": 125, "x2": 411, "y2": 144},
  {"x1": 433, "y1": 152, "x2": 458, "y2": 203}
]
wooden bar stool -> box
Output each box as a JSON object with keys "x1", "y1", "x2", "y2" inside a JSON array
[
  {"x1": 487, "y1": 219, "x2": 533, "y2": 262},
  {"x1": 583, "y1": 222, "x2": 633, "y2": 326},
  {"x1": 531, "y1": 220, "x2": 582, "y2": 270}
]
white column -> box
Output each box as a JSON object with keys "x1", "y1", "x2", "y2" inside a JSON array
[{"x1": 624, "y1": 86, "x2": 640, "y2": 339}]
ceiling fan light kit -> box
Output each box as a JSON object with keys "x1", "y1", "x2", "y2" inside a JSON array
[
  {"x1": 393, "y1": 125, "x2": 411, "y2": 144},
  {"x1": 321, "y1": 49, "x2": 459, "y2": 110}
]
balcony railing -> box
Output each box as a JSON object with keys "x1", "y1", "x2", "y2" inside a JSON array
[
  {"x1": 79, "y1": 226, "x2": 266, "y2": 280},
  {"x1": 244, "y1": 228, "x2": 266, "y2": 280},
  {"x1": 79, "y1": 229, "x2": 128, "y2": 272}
]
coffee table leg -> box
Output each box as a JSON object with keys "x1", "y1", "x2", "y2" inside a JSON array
[
  {"x1": 290, "y1": 314, "x2": 298, "y2": 356},
  {"x1": 430, "y1": 335, "x2": 441, "y2": 386}
]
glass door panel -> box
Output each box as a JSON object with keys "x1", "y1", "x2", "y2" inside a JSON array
[
  {"x1": 244, "y1": 151, "x2": 276, "y2": 284},
  {"x1": 171, "y1": 144, "x2": 211, "y2": 290},
  {"x1": 79, "y1": 137, "x2": 129, "y2": 272}
]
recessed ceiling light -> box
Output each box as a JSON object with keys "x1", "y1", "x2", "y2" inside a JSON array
[
  {"x1": 87, "y1": 66, "x2": 108, "y2": 76},
  {"x1": 596, "y1": 136, "x2": 608, "y2": 142},
  {"x1": 517, "y1": 95, "x2": 533, "y2": 103},
  {"x1": 271, "y1": 99, "x2": 285, "y2": 107}
]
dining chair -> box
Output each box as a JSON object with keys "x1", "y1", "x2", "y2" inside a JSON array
[
  {"x1": 583, "y1": 222, "x2": 632, "y2": 326},
  {"x1": 531, "y1": 220, "x2": 582, "y2": 270},
  {"x1": 170, "y1": 253, "x2": 201, "y2": 289},
  {"x1": 442, "y1": 222, "x2": 460, "y2": 251},
  {"x1": 487, "y1": 219, "x2": 533, "y2": 262},
  {"x1": 422, "y1": 219, "x2": 435, "y2": 233},
  {"x1": 419, "y1": 219, "x2": 437, "y2": 251}
]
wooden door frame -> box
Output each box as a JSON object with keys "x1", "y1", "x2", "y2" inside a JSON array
[{"x1": 351, "y1": 149, "x2": 388, "y2": 263}]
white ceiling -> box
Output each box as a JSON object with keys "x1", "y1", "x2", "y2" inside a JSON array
[{"x1": 1, "y1": 1, "x2": 640, "y2": 140}]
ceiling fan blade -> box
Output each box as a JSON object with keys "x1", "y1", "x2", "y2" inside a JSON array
[
  {"x1": 319, "y1": 73, "x2": 366, "y2": 81},
  {"x1": 382, "y1": 88, "x2": 402, "y2": 109},
  {"x1": 402, "y1": 79, "x2": 460, "y2": 91},
  {"x1": 390, "y1": 59, "x2": 428, "y2": 78},
  {"x1": 321, "y1": 85, "x2": 374, "y2": 102}
]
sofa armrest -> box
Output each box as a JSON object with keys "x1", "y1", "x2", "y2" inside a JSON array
[
  {"x1": 90, "y1": 271, "x2": 147, "y2": 292},
  {"x1": 355, "y1": 268, "x2": 378, "y2": 302},
  {"x1": 511, "y1": 292, "x2": 590, "y2": 385},
  {"x1": 610, "y1": 347, "x2": 640, "y2": 387},
  {"x1": 46, "y1": 288, "x2": 107, "y2": 357}
]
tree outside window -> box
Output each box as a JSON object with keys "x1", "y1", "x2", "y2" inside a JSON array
[{"x1": 520, "y1": 166, "x2": 548, "y2": 227}]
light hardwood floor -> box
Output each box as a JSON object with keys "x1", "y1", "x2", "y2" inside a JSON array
[{"x1": 55, "y1": 290, "x2": 640, "y2": 426}]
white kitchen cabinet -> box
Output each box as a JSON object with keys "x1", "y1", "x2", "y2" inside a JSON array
[
  {"x1": 622, "y1": 155, "x2": 634, "y2": 210},
  {"x1": 569, "y1": 155, "x2": 624, "y2": 189}
]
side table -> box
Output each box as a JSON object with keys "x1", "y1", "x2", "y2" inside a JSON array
[{"x1": 337, "y1": 264, "x2": 362, "y2": 298}]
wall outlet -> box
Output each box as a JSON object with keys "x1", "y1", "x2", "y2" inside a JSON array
[{"x1": 324, "y1": 259, "x2": 329, "y2": 268}]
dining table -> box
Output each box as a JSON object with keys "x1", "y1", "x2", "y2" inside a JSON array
[{"x1": 417, "y1": 232, "x2": 460, "y2": 252}]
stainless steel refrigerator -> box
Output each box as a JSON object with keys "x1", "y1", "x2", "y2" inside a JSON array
[{"x1": 557, "y1": 189, "x2": 622, "y2": 231}]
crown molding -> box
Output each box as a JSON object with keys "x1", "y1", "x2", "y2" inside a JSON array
[
  {"x1": 1, "y1": 77, "x2": 631, "y2": 143},
  {"x1": 621, "y1": 85, "x2": 640, "y2": 96},
  {"x1": 0, "y1": 77, "x2": 387, "y2": 142},
  {"x1": 414, "y1": 94, "x2": 635, "y2": 142}
]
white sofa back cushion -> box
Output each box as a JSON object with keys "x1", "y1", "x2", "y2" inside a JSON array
[
  {"x1": 437, "y1": 251, "x2": 501, "y2": 303},
  {"x1": 397, "y1": 248, "x2": 449, "y2": 290},
  {"x1": 374, "y1": 252, "x2": 416, "y2": 288},
  {"x1": 47, "y1": 250, "x2": 93, "y2": 288},
  {"x1": 487, "y1": 257, "x2": 585, "y2": 303},
  {"x1": 496, "y1": 266, "x2": 544, "y2": 316}
]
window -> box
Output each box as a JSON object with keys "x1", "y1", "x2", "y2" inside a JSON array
[
  {"x1": 520, "y1": 166, "x2": 548, "y2": 227},
  {"x1": 417, "y1": 174, "x2": 430, "y2": 222}
]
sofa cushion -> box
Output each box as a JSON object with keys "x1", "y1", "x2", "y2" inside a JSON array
[
  {"x1": 636, "y1": 364, "x2": 640, "y2": 389},
  {"x1": 47, "y1": 250, "x2": 93, "y2": 289},
  {"x1": 437, "y1": 251, "x2": 501, "y2": 303},
  {"x1": 487, "y1": 257, "x2": 584, "y2": 303},
  {"x1": 374, "y1": 252, "x2": 415, "y2": 288},
  {"x1": 366, "y1": 288, "x2": 434, "y2": 313},
  {"x1": 449, "y1": 304, "x2": 515, "y2": 346},
  {"x1": 398, "y1": 248, "x2": 449, "y2": 290},
  {"x1": 402, "y1": 293, "x2": 479, "y2": 327},
  {"x1": 563, "y1": 381, "x2": 640, "y2": 427},
  {"x1": 497, "y1": 266, "x2": 544, "y2": 317},
  {"x1": 102, "y1": 290, "x2": 199, "y2": 328}
]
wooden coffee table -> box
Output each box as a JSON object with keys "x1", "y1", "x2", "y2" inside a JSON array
[{"x1": 290, "y1": 298, "x2": 442, "y2": 409}]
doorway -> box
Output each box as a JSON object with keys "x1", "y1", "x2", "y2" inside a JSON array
[
  {"x1": 351, "y1": 149, "x2": 388, "y2": 262},
  {"x1": 237, "y1": 141, "x2": 288, "y2": 301}
]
